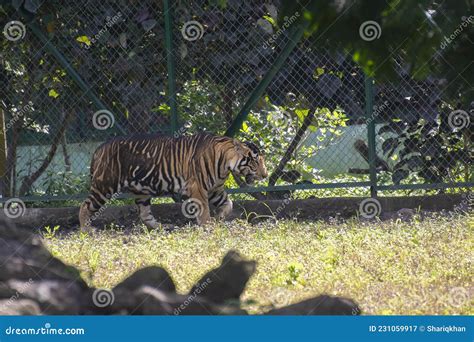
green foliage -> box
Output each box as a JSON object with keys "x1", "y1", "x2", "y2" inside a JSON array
[
  {"x1": 42, "y1": 225, "x2": 60, "y2": 239},
  {"x1": 285, "y1": 262, "x2": 305, "y2": 285},
  {"x1": 39, "y1": 171, "x2": 89, "y2": 196},
  {"x1": 280, "y1": 0, "x2": 473, "y2": 107},
  {"x1": 380, "y1": 115, "x2": 471, "y2": 184}
]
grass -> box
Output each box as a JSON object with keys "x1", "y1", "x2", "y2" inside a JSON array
[{"x1": 43, "y1": 215, "x2": 473, "y2": 315}]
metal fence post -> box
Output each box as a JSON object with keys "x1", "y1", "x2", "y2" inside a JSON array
[
  {"x1": 26, "y1": 21, "x2": 127, "y2": 135},
  {"x1": 365, "y1": 75, "x2": 377, "y2": 197},
  {"x1": 0, "y1": 108, "x2": 7, "y2": 197},
  {"x1": 163, "y1": 0, "x2": 178, "y2": 135},
  {"x1": 225, "y1": 22, "x2": 308, "y2": 137}
]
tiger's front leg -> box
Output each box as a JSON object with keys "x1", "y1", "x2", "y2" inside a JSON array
[
  {"x1": 136, "y1": 197, "x2": 160, "y2": 230},
  {"x1": 209, "y1": 190, "x2": 233, "y2": 220}
]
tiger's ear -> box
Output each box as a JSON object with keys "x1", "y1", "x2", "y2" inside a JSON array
[
  {"x1": 233, "y1": 139, "x2": 247, "y2": 156},
  {"x1": 244, "y1": 142, "x2": 259, "y2": 158}
]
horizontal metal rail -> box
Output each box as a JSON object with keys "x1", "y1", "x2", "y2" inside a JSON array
[{"x1": 1, "y1": 181, "x2": 472, "y2": 204}]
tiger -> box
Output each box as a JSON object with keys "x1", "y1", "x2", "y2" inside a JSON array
[{"x1": 79, "y1": 133, "x2": 268, "y2": 231}]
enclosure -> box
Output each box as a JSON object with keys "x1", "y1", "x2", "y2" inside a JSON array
[
  {"x1": 1, "y1": 0, "x2": 472, "y2": 217},
  {"x1": 0, "y1": 0, "x2": 473, "y2": 321}
]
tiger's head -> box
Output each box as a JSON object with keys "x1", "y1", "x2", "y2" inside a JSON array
[{"x1": 232, "y1": 140, "x2": 268, "y2": 184}]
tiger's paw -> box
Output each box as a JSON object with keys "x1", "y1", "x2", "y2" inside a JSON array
[
  {"x1": 80, "y1": 224, "x2": 98, "y2": 234},
  {"x1": 162, "y1": 223, "x2": 177, "y2": 233}
]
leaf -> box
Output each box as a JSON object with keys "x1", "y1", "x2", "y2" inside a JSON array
[
  {"x1": 46, "y1": 21, "x2": 55, "y2": 33},
  {"x1": 48, "y1": 89, "x2": 59, "y2": 98},
  {"x1": 263, "y1": 15, "x2": 275, "y2": 26},
  {"x1": 382, "y1": 137, "x2": 399, "y2": 156},
  {"x1": 257, "y1": 18, "x2": 273, "y2": 34},
  {"x1": 76, "y1": 36, "x2": 91, "y2": 46},
  {"x1": 295, "y1": 109, "x2": 309, "y2": 122}
]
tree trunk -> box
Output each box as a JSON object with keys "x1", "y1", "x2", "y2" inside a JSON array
[
  {"x1": 5, "y1": 118, "x2": 20, "y2": 197},
  {"x1": 222, "y1": 87, "x2": 234, "y2": 128},
  {"x1": 61, "y1": 133, "x2": 71, "y2": 173},
  {"x1": 268, "y1": 107, "x2": 316, "y2": 186},
  {"x1": 19, "y1": 110, "x2": 73, "y2": 196}
]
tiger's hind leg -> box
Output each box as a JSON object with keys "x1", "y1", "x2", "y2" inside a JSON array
[{"x1": 136, "y1": 197, "x2": 160, "y2": 230}]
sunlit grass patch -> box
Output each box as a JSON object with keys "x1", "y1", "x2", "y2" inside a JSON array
[{"x1": 43, "y1": 215, "x2": 473, "y2": 314}]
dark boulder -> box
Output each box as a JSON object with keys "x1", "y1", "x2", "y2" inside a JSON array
[
  {"x1": 189, "y1": 250, "x2": 256, "y2": 304},
  {"x1": 265, "y1": 295, "x2": 361, "y2": 315}
]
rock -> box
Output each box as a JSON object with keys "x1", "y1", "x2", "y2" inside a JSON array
[
  {"x1": 0, "y1": 226, "x2": 87, "y2": 314},
  {"x1": 84, "y1": 285, "x2": 248, "y2": 315},
  {"x1": 3, "y1": 279, "x2": 83, "y2": 314},
  {"x1": 0, "y1": 299, "x2": 41, "y2": 315},
  {"x1": 114, "y1": 266, "x2": 175, "y2": 293},
  {"x1": 0, "y1": 226, "x2": 86, "y2": 286},
  {"x1": 0, "y1": 225, "x2": 361, "y2": 316},
  {"x1": 135, "y1": 286, "x2": 247, "y2": 315},
  {"x1": 189, "y1": 250, "x2": 256, "y2": 304},
  {"x1": 265, "y1": 295, "x2": 361, "y2": 315},
  {"x1": 0, "y1": 256, "x2": 85, "y2": 285},
  {"x1": 80, "y1": 287, "x2": 133, "y2": 315}
]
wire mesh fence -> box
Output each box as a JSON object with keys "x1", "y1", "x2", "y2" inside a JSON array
[{"x1": 0, "y1": 0, "x2": 472, "y2": 203}]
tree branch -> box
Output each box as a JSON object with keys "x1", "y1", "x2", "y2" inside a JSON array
[{"x1": 19, "y1": 110, "x2": 73, "y2": 195}]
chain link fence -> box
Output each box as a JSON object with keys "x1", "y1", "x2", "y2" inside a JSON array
[{"x1": 0, "y1": 0, "x2": 472, "y2": 203}]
